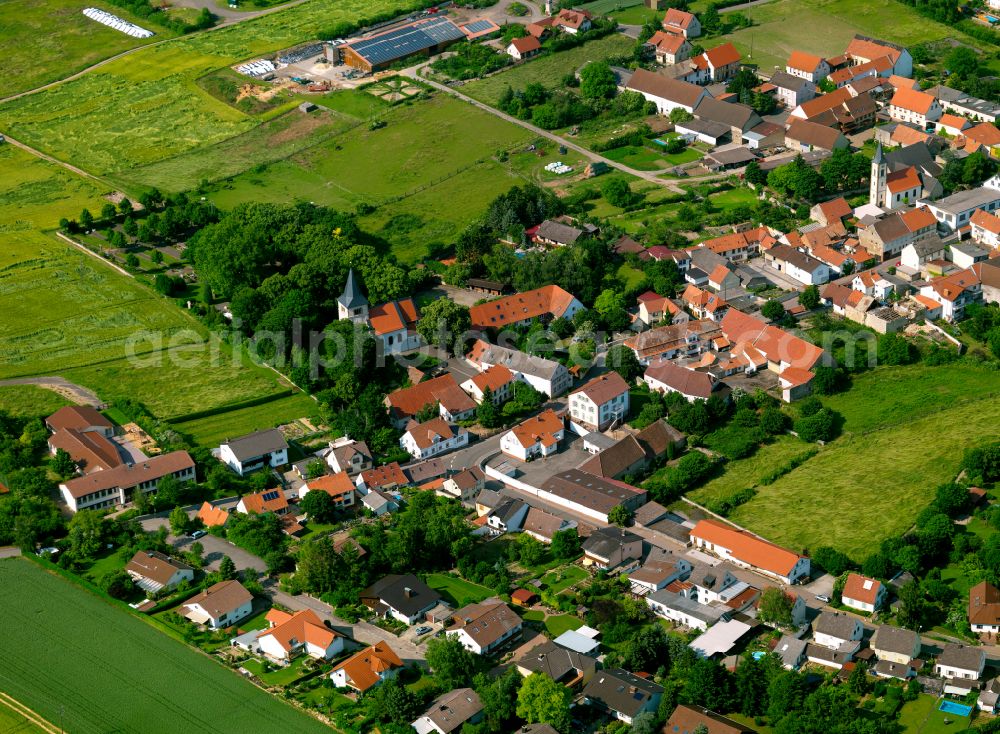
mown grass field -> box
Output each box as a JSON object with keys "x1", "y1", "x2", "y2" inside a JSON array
[
  {"x1": 718, "y1": 364, "x2": 1000, "y2": 559},
  {"x1": 206, "y1": 94, "x2": 533, "y2": 262},
  {"x1": 0, "y1": 699, "x2": 47, "y2": 734},
  {"x1": 0, "y1": 0, "x2": 428, "y2": 176},
  {"x1": 461, "y1": 34, "x2": 635, "y2": 105},
  {"x1": 0, "y1": 386, "x2": 73, "y2": 418},
  {"x1": 0, "y1": 0, "x2": 173, "y2": 99},
  {"x1": 425, "y1": 572, "x2": 494, "y2": 606},
  {"x1": 0, "y1": 558, "x2": 331, "y2": 734},
  {"x1": 172, "y1": 393, "x2": 318, "y2": 444}
]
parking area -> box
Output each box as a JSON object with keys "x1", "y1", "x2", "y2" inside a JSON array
[
  {"x1": 487, "y1": 432, "x2": 593, "y2": 487},
  {"x1": 397, "y1": 620, "x2": 443, "y2": 644},
  {"x1": 741, "y1": 260, "x2": 805, "y2": 292}
]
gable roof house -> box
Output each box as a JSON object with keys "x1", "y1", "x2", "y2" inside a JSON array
[
  {"x1": 326, "y1": 439, "x2": 373, "y2": 476},
  {"x1": 662, "y1": 7, "x2": 701, "y2": 37},
  {"x1": 46, "y1": 406, "x2": 114, "y2": 437},
  {"x1": 412, "y1": 689, "x2": 483, "y2": 734},
  {"x1": 579, "y1": 434, "x2": 649, "y2": 480},
  {"x1": 59, "y1": 451, "x2": 196, "y2": 513},
  {"x1": 582, "y1": 669, "x2": 664, "y2": 725},
  {"x1": 887, "y1": 87, "x2": 942, "y2": 128},
  {"x1": 439, "y1": 466, "x2": 486, "y2": 503},
  {"x1": 506, "y1": 35, "x2": 541, "y2": 60},
  {"x1": 775, "y1": 635, "x2": 809, "y2": 670},
  {"x1": 534, "y1": 219, "x2": 588, "y2": 247},
  {"x1": 691, "y1": 42, "x2": 742, "y2": 84},
  {"x1": 785, "y1": 118, "x2": 849, "y2": 153},
  {"x1": 197, "y1": 501, "x2": 230, "y2": 528},
  {"x1": 786, "y1": 51, "x2": 830, "y2": 82},
  {"x1": 538, "y1": 469, "x2": 647, "y2": 524},
  {"x1": 872, "y1": 624, "x2": 921, "y2": 665},
  {"x1": 500, "y1": 408, "x2": 565, "y2": 461},
  {"x1": 690, "y1": 519, "x2": 810, "y2": 584},
  {"x1": 361, "y1": 574, "x2": 442, "y2": 624},
  {"x1": 845, "y1": 34, "x2": 913, "y2": 77},
  {"x1": 385, "y1": 373, "x2": 477, "y2": 427},
  {"x1": 693, "y1": 97, "x2": 762, "y2": 138},
  {"x1": 356, "y1": 461, "x2": 408, "y2": 494},
  {"x1": 553, "y1": 8, "x2": 591, "y2": 34},
  {"x1": 958, "y1": 121, "x2": 1000, "y2": 157},
  {"x1": 582, "y1": 526, "x2": 643, "y2": 570},
  {"x1": 628, "y1": 555, "x2": 693, "y2": 593},
  {"x1": 919, "y1": 267, "x2": 982, "y2": 322},
  {"x1": 643, "y1": 359, "x2": 726, "y2": 402},
  {"x1": 638, "y1": 294, "x2": 687, "y2": 326},
  {"x1": 645, "y1": 30, "x2": 692, "y2": 65},
  {"x1": 681, "y1": 284, "x2": 730, "y2": 322},
  {"x1": 257, "y1": 608, "x2": 344, "y2": 662},
  {"x1": 487, "y1": 498, "x2": 530, "y2": 533},
  {"x1": 769, "y1": 70, "x2": 817, "y2": 109},
  {"x1": 460, "y1": 364, "x2": 516, "y2": 405},
  {"x1": 625, "y1": 69, "x2": 709, "y2": 115},
  {"x1": 469, "y1": 285, "x2": 584, "y2": 331},
  {"x1": 466, "y1": 339, "x2": 572, "y2": 398},
  {"x1": 568, "y1": 372, "x2": 630, "y2": 432},
  {"x1": 236, "y1": 488, "x2": 289, "y2": 516},
  {"x1": 936, "y1": 643, "x2": 986, "y2": 683},
  {"x1": 446, "y1": 599, "x2": 523, "y2": 655},
  {"x1": 763, "y1": 244, "x2": 832, "y2": 285},
  {"x1": 859, "y1": 207, "x2": 939, "y2": 261},
  {"x1": 300, "y1": 472, "x2": 356, "y2": 509},
  {"x1": 971, "y1": 207, "x2": 1000, "y2": 249},
  {"x1": 842, "y1": 573, "x2": 887, "y2": 613},
  {"x1": 218, "y1": 429, "x2": 289, "y2": 476},
  {"x1": 330, "y1": 642, "x2": 403, "y2": 693},
  {"x1": 970, "y1": 581, "x2": 1000, "y2": 634},
  {"x1": 400, "y1": 417, "x2": 470, "y2": 460},
  {"x1": 125, "y1": 551, "x2": 194, "y2": 593},
  {"x1": 813, "y1": 611, "x2": 864, "y2": 652},
  {"x1": 516, "y1": 639, "x2": 596, "y2": 687},
  {"x1": 521, "y1": 506, "x2": 575, "y2": 544},
  {"x1": 182, "y1": 580, "x2": 253, "y2": 629},
  {"x1": 666, "y1": 704, "x2": 756, "y2": 734},
  {"x1": 623, "y1": 319, "x2": 721, "y2": 364},
  {"x1": 47, "y1": 426, "x2": 124, "y2": 475},
  {"x1": 810, "y1": 197, "x2": 853, "y2": 227}
]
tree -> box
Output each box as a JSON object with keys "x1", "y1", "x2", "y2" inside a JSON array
[
  {"x1": 551, "y1": 528, "x2": 581, "y2": 560},
  {"x1": 79, "y1": 208, "x2": 94, "y2": 230},
  {"x1": 794, "y1": 407, "x2": 837, "y2": 443},
  {"x1": 516, "y1": 673, "x2": 572, "y2": 733},
  {"x1": 364, "y1": 677, "x2": 418, "y2": 724},
  {"x1": 745, "y1": 159, "x2": 767, "y2": 186},
  {"x1": 630, "y1": 712, "x2": 657, "y2": 734},
  {"x1": 475, "y1": 669, "x2": 521, "y2": 733},
  {"x1": 169, "y1": 506, "x2": 192, "y2": 536},
  {"x1": 67, "y1": 510, "x2": 103, "y2": 559},
  {"x1": 477, "y1": 387, "x2": 501, "y2": 428},
  {"x1": 608, "y1": 504, "x2": 633, "y2": 527},
  {"x1": 812, "y1": 546, "x2": 854, "y2": 576},
  {"x1": 946, "y1": 46, "x2": 979, "y2": 79},
  {"x1": 301, "y1": 489, "x2": 337, "y2": 522},
  {"x1": 417, "y1": 299, "x2": 472, "y2": 355},
  {"x1": 125, "y1": 253, "x2": 140, "y2": 268},
  {"x1": 798, "y1": 285, "x2": 820, "y2": 311},
  {"x1": 761, "y1": 299, "x2": 786, "y2": 321},
  {"x1": 426, "y1": 635, "x2": 478, "y2": 689},
  {"x1": 700, "y1": 3, "x2": 720, "y2": 32},
  {"x1": 897, "y1": 580, "x2": 929, "y2": 630},
  {"x1": 758, "y1": 586, "x2": 793, "y2": 626},
  {"x1": 50, "y1": 448, "x2": 76, "y2": 478},
  {"x1": 517, "y1": 533, "x2": 545, "y2": 567},
  {"x1": 151, "y1": 249, "x2": 164, "y2": 265},
  {"x1": 759, "y1": 406, "x2": 788, "y2": 435},
  {"x1": 877, "y1": 332, "x2": 916, "y2": 366},
  {"x1": 847, "y1": 660, "x2": 870, "y2": 696},
  {"x1": 100, "y1": 203, "x2": 118, "y2": 223},
  {"x1": 669, "y1": 107, "x2": 694, "y2": 124},
  {"x1": 594, "y1": 288, "x2": 631, "y2": 332},
  {"x1": 579, "y1": 61, "x2": 617, "y2": 100},
  {"x1": 606, "y1": 344, "x2": 642, "y2": 383},
  {"x1": 122, "y1": 216, "x2": 138, "y2": 239},
  {"x1": 100, "y1": 569, "x2": 135, "y2": 600},
  {"x1": 601, "y1": 177, "x2": 633, "y2": 209}
]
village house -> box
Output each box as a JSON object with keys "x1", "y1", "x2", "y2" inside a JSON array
[
  {"x1": 624, "y1": 319, "x2": 721, "y2": 364},
  {"x1": 959, "y1": 121, "x2": 1000, "y2": 157},
  {"x1": 183, "y1": 580, "x2": 252, "y2": 629},
  {"x1": 235, "y1": 488, "x2": 288, "y2": 516},
  {"x1": 439, "y1": 466, "x2": 485, "y2": 503},
  {"x1": 971, "y1": 208, "x2": 1000, "y2": 248},
  {"x1": 775, "y1": 636, "x2": 809, "y2": 670},
  {"x1": 466, "y1": 339, "x2": 572, "y2": 398},
  {"x1": 841, "y1": 573, "x2": 887, "y2": 613},
  {"x1": 628, "y1": 555, "x2": 693, "y2": 594},
  {"x1": 356, "y1": 462, "x2": 408, "y2": 493},
  {"x1": 637, "y1": 292, "x2": 688, "y2": 326},
  {"x1": 692, "y1": 97, "x2": 762, "y2": 139},
  {"x1": 662, "y1": 7, "x2": 700, "y2": 37},
  {"x1": 764, "y1": 244, "x2": 832, "y2": 285},
  {"x1": 852, "y1": 271, "x2": 897, "y2": 300},
  {"x1": 936, "y1": 644, "x2": 985, "y2": 682},
  {"x1": 59, "y1": 451, "x2": 195, "y2": 513},
  {"x1": 919, "y1": 268, "x2": 982, "y2": 321},
  {"x1": 218, "y1": 429, "x2": 288, "y2": 477},
  {"x1": 300, "y1": 472, "x2": 356, "y2": 510},
  {"x1": 257, "y1": 608, "x2": 344, "y2": 663},
  {"x1": 786, "y1": 51, "x2": 830, "y2": 82},
  {"x1": 521, "y1": 506, "x2": 575, "y2": 544},
  {"x1": 197, "y1": 501, "x2": 229, "y2": 528},
  {"x1": 330, "y1": 642, "x2": 403, "y2": 693},
  {"x1": 325, "y1": 439, "x2": 373, "y2": 476},
  {"x1": 385, "y1": 373, "x2": 477, "y2": 428},
  {"x1": 625, "y1": 69, "x2": 709, "y2": 116},
  {"x1": 553, "y1": 8, "x2": 591, "y2": 34},
  {"x1": 700, "y1": 226, "x2": 773, "y2": 261},
  {"x1": 412, "y1": 689, "x2": 483, "y2": 734},
  {"x1": 534, "y1": 219, "x2": 590, "y2": 247},
  {"x1": 919, "y1": 185, "x2": 1000, "y2": 234},
  {"x1": 951, "y1": 241, "x2": 990, "y2": 270},
  {"x1": 980, "y1": 679, "x2": 1000, "y2": 714},
  {"x1": 845, "y1": 34, "x2": 913, "y2": 77},
  {"x1": 582, "y1": 527, "x2": 643, "y2": 570},
  {"x1": 516, "y1": 640, "x2": 596, "y2": 687},
  {"x1": 690, "y1": 519, "x2": 810, "y2": 584},
  {"x1": 859, "y1": 207, "x2": 938, "y2": 261},
  {"x1": 582, "y1": 669, "x2": 663, "y2": 725},
  {"x1": 568, "y1": 372, "x2": 630, "y2": 432},
  {"x1": 538, "y1": 469, "x2": 647, "y2": 524},
  {"x1": 400, "y1": 417, "x2": 469, "y2": 460},
  {"x1": 786, "y1": 118, "x2": 849, "y2": 154},
  {"x1": 873, "y1": 624, "x2": 921, "y2": 665},
  {"x1": 469, "y1": 284, "x2": 584, "y2": 331},
  {"x1": 487, "y1": 498, "x2": 530, "y2": 533},
  {"x1": 338, "y1": 269, "x2": 422, "y2": 353},
  {"x1": 46, "y1": 405, "x2": 114, "y2": 438},
  {"x1": 460, "y1": 364, "x2": 515, "y2": 405},
  {"x1": 813, "y1": 612, "x2": 864, "y2": 650},
  {"x1": 936, "y1": 113, "x2": 971, "y2": 137},
  {"x1": 681, "y1": 284, "x2": 730, "y2": 321},
  {"x1": 645, "y1": 30, "x2": 692, "y2": 65},
  {"x1": 506, "y1": 35, "x2": 541, "y2": 60},
  {"x1": 887, "y1": 87, "x2": 942, "y2": 128},
  {"x1": 446, "y1": 599, "x2": 523, "y2": 654},
  {"x1": 643, "y1": 359, "x2": 726, "y2": 402},
  {"x1": 500, "y1": 408, "x2": 565, "y2": 461},
  {"x1": 976, "y1": 260, "x2": 1000, "y2": 304},
  {"x1": 579, "y1": 434, "x2": 649, "y2": 479},
  {"x1": 125, "y1": 550, "x2": 194, "y2": 593},
  {"x1": 360, "y1": 574, "x2": 442, "y2": 625},
  {"x1": 970, "y1": 581, "x2": 1000, "y2": 633},
  {"x1": 769, "y1": 71, "x2": 817, "y2": 109},
  {"x1": 690, "y1": 42, "x2": 741, "y2": 84}
]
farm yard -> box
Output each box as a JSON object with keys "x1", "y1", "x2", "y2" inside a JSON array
[
  {"x1": 0, "y1": 558, "x2": 332, "y2": 734},
  {"x1": 686, "y1": 364, "x2": 1000, "y2": 560}
]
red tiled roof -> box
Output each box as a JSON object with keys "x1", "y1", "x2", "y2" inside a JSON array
[
  {"x1": 691, "y1": 519, "x2": 806, "y2": 576},
  {"x1": 369, "y1": 298, "x2": 419, "y2": 337},
  {"x1": 900, "y1": 206, "x2": 936, "y2": 232},
  {"x1": 663, "y1": 7, "x2": 696, "y2": 30},
  {"x1": 846, "y1": 37, "x2": 902, "y2": 64},
  {"x1": 258, "y1": 609, "x2": 340, "y2": 654},
  {"x1": 386, "y1": 374, "x2": 476, "y2": 419},
  {"x1": 704, "y1": 42, "x2": 740, "y2": 69},
  {"x1": 469, "y1": 285, "x2": 578, "y2": 329},
  {"x1": 197, "y1": 501, "x2": 229, "y2": 527},
  {"x1": 787, "y1": 50, "x2": 824, "y2": 73},
  {"x1": 885, "y1": 166, "x2": 921, "y2": 194},
  {"x1": 963, "y1": 121, "x2": 1000, "y2": 149},
  {"x1": 359, "y1": 462, "x2": 408, "y2": 490},
  {"x1": 571, "y1": 372, "x2": 629, "y2": 405},
  {"x1": 403, "y1": 416, "x2": 456, "y2": 451},
  {"x1": 306, "y1": 472, "x2": 355, "y2": 498},
  {"x1": 510, "y1": 35, "x2": 541, "y2": 53},
  {"x1": 972, "y1": 208, "x2": 1000, "y2": 235},
  {"x1": 720, "y1": 308, "x2": 824, "y2": 370},
  {"x1": 508, "y1": 408, "x2": 563, "y2": 450},
  {"x1": 240, "y1": 489, "x2": 288, "y2": 514},
  {"x1": 45, "y1": 406, "x2": 113, "y2": 433},
  {"x1": 472, "y1": 364, "x2": 514, "y2": 392},
  {"x1": 843, "y1": 573, "x2": 883, "y2": 605},
  {"x1": 331, "y1": 642, "x2": 403, "y2": 692},
  {"x1": 890, "y1": 87, "x2": 936, "y2": 115}
]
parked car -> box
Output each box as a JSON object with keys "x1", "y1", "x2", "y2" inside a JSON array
[
  {"x1": 815, "y1": 594, "x2": 831, "y2": 603},
  {"x1": 189, "y1": 529, "x2": 207, "y2": 540},
  {"x1": 414, "y1": 626, "x2": 432, "y2": 636}
]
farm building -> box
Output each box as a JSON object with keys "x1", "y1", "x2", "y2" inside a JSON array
[{"x1": 337, "y1": 17, "x2": 466, "y2": 73}]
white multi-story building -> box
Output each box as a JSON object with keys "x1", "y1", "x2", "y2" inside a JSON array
[{"x1": 568, "y1": 373, "x2": 630, "y2": 433}]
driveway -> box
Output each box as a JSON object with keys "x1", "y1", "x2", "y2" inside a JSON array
[{"x1": 140, "y1": 516, "x2": 267, "y2": 573}]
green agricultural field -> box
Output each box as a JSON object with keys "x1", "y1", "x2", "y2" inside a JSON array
[
  {"x1": 0, "y1": 386, "x2": 73, "y2": 418},
  {"x1": 720, "y1": 364, "x2": 1000, "y2": 559},
  {"x1": 0, "y1": 0, "x2": 172, "y2": 100},
  {"x1": 713, "y1": 0, "x2": 974, "y2": 75},
  {"x1": 425, "y1": 573, "x2": 494, "y2": 606},
  {"x1": 320, "y1": 88, "x2": 392, "y2": 119},
  {"x1": 0, "y1": 0, "x2": 429, "y2": 176},
  {"x1": 0, "y1": 558, "x2": 331, "y2": 734},
  {"x1": 0, "y1": 699, "x2": 47, "y2": 734},
  {"x1": 205, "y1": 95, "x2": 532, "y2": 262},
  {"x1": 172, "y1": 393, "x2": 318, "y2": 445},
  {"x1": 686, "y1": 435, "x2": 811, "y2": 505},
  {"x1": 462, "y1": 35, "x2": 636, "y2": 105}
]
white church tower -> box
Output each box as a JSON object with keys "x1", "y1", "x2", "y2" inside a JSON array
[
  {"x1": 869, "y1": 141, "x2": 887, "y2": 208},
  {"x1": 337, "y1": 269, "x2": 369, "y2": 324}
]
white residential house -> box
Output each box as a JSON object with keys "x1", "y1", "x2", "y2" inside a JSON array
[
  {"x1": 506, "y1": 36, "x2": 541, "y2": 61},
  {"x1": 499, "y1": 409, "x2": 564, "y2": 461},
  {"x1": 971, "y1": 208, "x2": 1000, "y2": 249},
  {"x1": 872, "y1": 625, "x2": 921, "y2": 665},
  {"x1": 852, "y1": 271, "x2": 896, "y2": 300},
  {"x1": 919, "y1": 269, "x2": 982, "y2": 321},
  {"x1": 764, "y1": 245, "x2": 832, "y2": 285},
  {"x1": 439, "y1": 467, "x2": 485, "y2": 502},
  {"x1": 487, "y1": 499, "x2": 529, "y2": 533},
  {"x1": 182, "y1": 580, "x2": 253, "y2": 629},
  {"x1": 467, "y1": 340, "x2": 572, "y2": 398},
  {"x1": 445, "y1": 600, "x2": 523, "y2": 655},
  {"x1": 900, "y1": 240, "x2": 947, "y2": 271},
  {"x1": 460, "y1": 364, "x2": 515, "y2": 405},
  {"x1": 841, "y1": 573, "x2": 887, "y2": 613},
  {"x1": 399, "y1": 417, "x2": 469, "y2": 460},
  {"x1": 935, "y1": 644, "x2": 986, "y2": 682},
  {"x1": 887, "y1": 88, "x2": 943, "y2": 128},
  {"x1": 813, "y1": 612, "x2": 864, "y2": 650},
  {"x1": 218, "y1": 429, "x2": 288, "y2": 476},
  {"x1": 125, "y1": 551, "x2": 194, "y2": 594},
  {"x1": 568, "y1": 373, "x2": 630, "y2": 433},
  {"x1": 785, "y1": 51, "x2": 830, "y2": 82},
  {"x1": 330, "y1": 643, "x2": 403, "y2": 693},
  {"x1": 256, "y1": 609, "x2": 344, "y2": 663}
]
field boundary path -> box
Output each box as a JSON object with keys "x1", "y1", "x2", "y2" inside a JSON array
[
  {"x1": 0, "y1": 377, "x2": 102, "y2": 406},
  {"x1": 54, "y1": 232, "x2": 134, "y2": 278},
  {"x1": 0, "y1": 691, "x2": 61, "y2": 734}
]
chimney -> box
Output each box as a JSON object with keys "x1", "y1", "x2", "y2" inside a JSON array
[{"x1": 404, "y1": 587, "x2": 414, "y2": 598}]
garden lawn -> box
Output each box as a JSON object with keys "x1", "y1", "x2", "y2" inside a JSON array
[
  {"x1": 724, "y1": 365, "x2": 1000, "y2": 560},
  {"x1": 243, "y1": 656, "x2": 314, "y2": 687},
  {"x1": 171, "y1": 393, "x2": 317, "y2": 446},
  {"x1": 425, "y1": 573, "x2": 494, "y2": 607},
  {"x1": 544, "y1": 614, "x2": 583, "y2": 637},
  {"x1": 0, "y1": 558, "x2": 331, "y2": 734},
  {"x1": 0, "y1": 386, "x2": 73, "y2": 418},
  {"x1": 898, "y1": 694, "x2": 974, "y2": 734},
  {"x1": 540, "y1": 566, "x2": 588, "y2": 594},
  {"x1": 461, "y1": 35, "x2": 635, "y2": 105},
  {"x1": 616, "y1": 263, "x2": 646, "y2": 290},
  {"x1": 712, "y1": 0, "x2": 981, "y2": 76}
]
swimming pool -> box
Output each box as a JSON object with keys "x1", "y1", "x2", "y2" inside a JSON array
[
  {"x1": 751, "y1": 651, "x2": 766, "y2": 661},
  {"x1": 653, "y1": 138, "x2": 668, "y2": 146},
  {"x1": 939, "y1": 700, "x2": 973, "y2": 717}
]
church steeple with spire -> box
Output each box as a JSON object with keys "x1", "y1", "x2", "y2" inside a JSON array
[
  {"x1": 870, "y1": 141, "x2": 887, "y2": 208},
  {"x1": 337, "y1": 269, "x2": 369, "y2": 323}
]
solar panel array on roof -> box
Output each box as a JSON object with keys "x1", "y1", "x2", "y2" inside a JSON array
[
  {"x1": 347, "y1": 17, "x2": 465, "y2": 66},
  {"x1": 262, "y1": 490, "x2": 281, "y2": 502},
  {"x1": 463, "y1": 19, "x2": 494, "y2": 33}
]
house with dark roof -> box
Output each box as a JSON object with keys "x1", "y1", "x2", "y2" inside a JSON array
[
  {"x1": 872, "y1": 624, "x2": 921, "y2": 665},
  {"x1": 813, "y1": 612, "x2": 864, "y2": 650},
  {"x1": 183, "y1": 580, "x2": 253, "y2": 629},
  {"x1": 412, "y1": 688, "x2": 483, "y2": 734},
  {"x1": 446, "y1": 599, "x2": 522, "y2": 655},
  {"x1": 785, "y1": 118, "x2": 849, "y2": 153},
  {"x1": 582, "y1": 669, "x2": 663, "y2": 725},
  {"x1": 521, "y1": 506, "x2": 575, "y2": 544},
  {"x1": 936, "y1": 643, "x2": 985, "y2": 682},
  {"x1": 625, "y1": 68, "x2": 709, "y2": 115},
  {"x1": 643, "y1": 359, "x2": 727, "y2": 402},
  {"x1": 775, "y1": 635, "x2": 808, "y2": 670},
  {"x1": 579, "y1": 434, "x2": 649, "y2": 480},
  {"x1": 326, "y1": 439, "x2": 373, "y2": 476},
  {"x1": 487, "y1": 499, "x2": 530, "y2": 533},
  {"x1": 360, "y1": 574, "x2": 442, "y2": 625},
  {"x1": 769, "y1": 70, "x2": 817, "y2": 109},
  {"x1": 582, "y1": 527, "x2": 643, "y2": 570},
  {"x1": 538, "y1": 469, "x2": 647, "y2": 524},
  {"x1": 515, "y1": 639, "x2": 596, "y2": 687},
  {"x1": 400, "y1": 417, "x2": 469, "y2": 460},
  {"x1": 763, "y1": 244, "x2": 832, "y2": 285},
  {"x1": 439, "y1": 466, "x2": 485, "y2": 502},
  {"x1": 665, "y1": 704, "x2": 755, "y2": 734},
  {"x1": 628, "y1": 555, "x2": 692, "y2": 593},
  {"x1": 693, "y1": 97, "x2": 763, "y2": 138},
  {"x1": 125, "y1": 551, "x2": 194, "y2": 593},
  {"x1": 219, "y1": 429, "x2": 289, "y2": 476}
]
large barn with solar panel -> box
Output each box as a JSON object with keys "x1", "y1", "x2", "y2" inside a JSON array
[{"x1": 336, "y1": 16, "x2": 467, "y2": 73}]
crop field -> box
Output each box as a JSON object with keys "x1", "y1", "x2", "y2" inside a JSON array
[
  {"x1": 462, "y1": 35, "x2": 635, "y2": 105},
  {"x1": 172, "y1": 392, "x2": 318, "y2": 445},
  {"x1": 0, "y1": 0, "x2": 172, "y2": 100},
  {"x1": 714, "y1": 0, "x2": 968, "y2": 75},
  {"x1": 715, "y1": 364, "x2": 1000, "y2": 559},
  {"x1": 0, "y1": 696, "x2": 49, "y2": 734},
  {"x1": 206, "y1": 95, "x2": 532, "y2": 262},
  {"x1": 0, "y1": 0, "x2": 428, "y2": 176},
  {"x1": 0, "y1": 386, "x2": 73, "y2": 418},
  {"x1": 0, "y1": 558, "x2": 332, "y2": 734}
]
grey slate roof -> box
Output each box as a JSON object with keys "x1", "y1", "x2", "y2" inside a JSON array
[
  {"x1": 928, "y1": 186, "x2": 1000, "y2": 216},
  {"x1": 221, "y1": 429, "x2": 288, "y2": 461},
  {"x1": 769, "y1": 70, "x2": 812, "y2": 92},
  {"x1": 693, "y1": 97, "x2": 763, "y2": 132},
  {"x1": 476, "y1": 342, "x2": 565, "y2": 381},
  {"x1": 873, "y1": 624, "x2": 919, "y2": 657},
  {"x1": 362, "y1": 574, "x2": 441, "y2": 617},
  {"x1": 491, "y1": 498, "x2": 528, "y2": 524},
  {"x1": 647, "y1": 589, "x2": 725, "y2": 626},
  {"x1": 937, "y1": 643, "x2": 984, "y2": 673},
  {"x1": 814, "y1": 611, "x2": 858, "y2": 641},
  {"x1": 418, "y1": 688, "x2": 482, "y2": 734},
  {"x1": 339, "y1": 268, "x2": 368, "y2": 309},
  {"x1": 582, "y1": 526, "x2": 642, "y2": 560},
  {"x1": 775, "y1": 635, "x2": 807, "y2": 668},
  {"x1": 516, "y1": 640, "x2": 596, "y2": 681},
  {"x1": 583, "y1": 669, "x2": 663, "y2": 718},
  {"x1": 535, "y1": 219, "x2": 585, "y2": 245}
]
